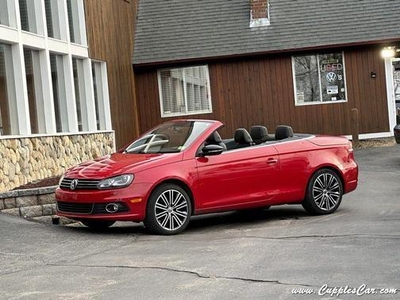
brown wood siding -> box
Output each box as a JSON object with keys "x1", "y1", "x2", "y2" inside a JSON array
[
  {"x1": 135, "y1": 48, "x2": 389, "y2": 139},
  {"x1": 0, "y1": 76, "x2": 10, "y2": 134},
  {"x1": 84, "y1": 0, "x2": 139, "y2": 148}
]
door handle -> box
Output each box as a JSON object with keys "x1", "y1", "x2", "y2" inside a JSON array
[{"x1": 267, "y1": 158, "x2": 278, "y2": 164}]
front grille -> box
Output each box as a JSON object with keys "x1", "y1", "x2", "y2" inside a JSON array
[
  {"x1": 57, "y1": 201, "x2": 94, "y2": 214},
  {"x1": 60, "y1": 178, "x2": 101, "y2": 190}
]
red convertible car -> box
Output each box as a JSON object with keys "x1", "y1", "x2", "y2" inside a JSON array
[{"x1": 56, "y1": 119, "x2": 358, "y2": 234}]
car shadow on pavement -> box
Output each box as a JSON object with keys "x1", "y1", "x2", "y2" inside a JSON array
[
  {"x1": 186, "y1": 206, "x2": 309, "y2": 233},
  {"x1": 56, "y1": 206, "x2": 310, "y2": 235}
]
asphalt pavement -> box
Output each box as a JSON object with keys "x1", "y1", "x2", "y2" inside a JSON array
[{"x1": 0, "y1": 145, "x2": 399, "y2": 300}]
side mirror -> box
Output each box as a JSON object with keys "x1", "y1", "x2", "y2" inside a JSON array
[{"x1": 200, "y1": 144, "x2": 224, "y2": 157}]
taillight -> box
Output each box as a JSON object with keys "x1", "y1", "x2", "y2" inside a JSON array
[{"x1": 347, "y1": 141, "x2": 355, "y2": 161}]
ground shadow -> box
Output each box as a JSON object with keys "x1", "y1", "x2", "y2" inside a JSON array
[{"x1": 56, "y1": 205, "x2": 310, "y2": 236}]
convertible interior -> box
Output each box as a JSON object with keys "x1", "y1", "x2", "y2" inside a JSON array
[{"x1": 206, "y1": 125, "x2": 310, "y2": 151}]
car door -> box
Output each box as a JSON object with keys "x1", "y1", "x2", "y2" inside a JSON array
[
  {"x1": 194, "y1": 145, "x2": 280, "y2": 211},
  {"x1": 271, "y1": 139, "x2": 315, "y2": 202}
]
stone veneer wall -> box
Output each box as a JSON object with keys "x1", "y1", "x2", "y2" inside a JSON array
[
  {"x1": 0, "y1": 132, "x2": 115, "y2": 192},
  {"x1": 0, "y1": 186, "x2": 58, "y2": 224}
]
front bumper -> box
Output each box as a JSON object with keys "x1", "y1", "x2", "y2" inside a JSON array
[{"x1": 55, "y1": 184, "x2": 150, "y2": 222}]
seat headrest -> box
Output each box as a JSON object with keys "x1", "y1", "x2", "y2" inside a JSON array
[
  {"x1": 206, "y1": 131, "x2": 223, "y2": 144},
  {"x1": 275, "y1": 125, "x2": 294, "y2": 140},
  {"x1": 250, "y1": 125, "x2": 268, "y2": 143},
  {"x1": 234, "y1": 128, "x2": 253, "y2": 144}
]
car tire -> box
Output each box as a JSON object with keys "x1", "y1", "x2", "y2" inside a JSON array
[
  {"x1": 144, "y1": 183, "x2": 192, "y2": 235},
  {"x1": 81, "y1": 220, "x2": 115, "y2": 230},
  {"x1": 302, "y1": 169, "x2": 343, "y2": 215}
]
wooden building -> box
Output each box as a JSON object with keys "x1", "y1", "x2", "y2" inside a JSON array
[{"x1": 133, "y1": 0, "x2": 400, "y2": 139}]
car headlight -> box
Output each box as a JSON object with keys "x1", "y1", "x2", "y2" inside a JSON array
[{"x1": 97, "y1": 174, "x2": 134, "y2": 189}]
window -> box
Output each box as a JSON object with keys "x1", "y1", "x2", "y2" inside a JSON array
[
  {"x1": 72, "y1": 57, "x2": 83, "y2": 131},
  {"x1": 92, "y1": 61, "x2": 111, "y2": 130},
  {"x1": 0, "y1": 0, "x2": 110, "y2": 138},
  {"x1": 44, "y1": 0, "x2": 53, "y2": 37},
  {"x1": 0, "y1": 43, "x2": 23, "y2": 136},
  {"x1": 24, "y1": 48, "x2": 44, "y2": 134},
  {"x1": 72, "y1": 57, "x2": 105, "y2": 132},
  {"x1": 0, "y1": 0, "x2": 11, "y2": 26},
  {"x1": 19, "y1": 0, "x2": 44, "y2": 34},
  {"x1": 50, "y1": 53, "x2": 67, "y2": 132},
  {"x1": 66, "y1": 0, "x2": 86, "y2": 44},
  {"x1": 293, "y1": 52, "x2": 347, "y2": 105},
  {"x1": 44, "y1": 0, "x2": 63, "y2": 39},
  {"x1": 0, "y1": 43, "x2": 13, "y2": 135},
  {"x1": 158, "y1": 65, "x2": 212, "y2": 117}
]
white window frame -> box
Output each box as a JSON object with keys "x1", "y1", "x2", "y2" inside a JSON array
[
  {"x1": 44, "y1": 0, "x2": 68, "y2": 41},
  {"x1": 292, "y1": 52, "x2": 348, "y2": 106},
  {"x1": 92, "y1": 60, "x2": 112, "y2": 130},
  {"x1": 157, "y1": 65, "x2": 213, "y2": 118},
  {"x1": 22, "y1": 47, "x2": 56, "y2": 133},
  {"x1": 72, "y1": 57, "x2": 96, "y2": 132},
  {"x1": 18, "y1": 0, "x2": 46, "y2": 35},
  {"x1": 66, "y1": 0, "x2": 87, "y2": 46},
  {"x1": 0, "y1": 0, "x2": 111, "y2": 139},
  {"x1": 0, "y1": 0, "x2": 17, "y2": 27},
  {"x1": 0, "y1": 43, "x2": 23, "y2": 135}
]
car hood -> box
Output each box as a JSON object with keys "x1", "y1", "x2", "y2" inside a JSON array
[{"x1": 64, "y1": 152, "x2": 182, "y2": 179}]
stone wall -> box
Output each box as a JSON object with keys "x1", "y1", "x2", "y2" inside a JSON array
[
  {"x1": 0, "y1": 132, "x2": 115, "y2": 192},
  {"x1": 0, "y1": 186, "x2": 58, "y2": 224}
]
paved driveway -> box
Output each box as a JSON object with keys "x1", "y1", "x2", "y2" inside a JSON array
[{"x1": 1, "y1": 146, "x2": 399, "y2": 300}]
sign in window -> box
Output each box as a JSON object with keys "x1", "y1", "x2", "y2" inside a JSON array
[{"x1": 293, "y1": 52, "x2": 347, "y2": 105}]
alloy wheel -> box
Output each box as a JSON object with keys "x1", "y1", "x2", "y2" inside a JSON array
[
  {"x1": 154, "y1": 189, "x2": 189, "y2": 232},
  {"x1": 312, "y1": 172, "x2": 341, "y2": 211}
]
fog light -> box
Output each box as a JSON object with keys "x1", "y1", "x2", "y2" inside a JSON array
[{"x1": 105, "y1": 203, "x2": 119, "y2": 213}]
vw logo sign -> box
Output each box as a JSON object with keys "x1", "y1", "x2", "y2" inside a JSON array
[
  {"x1": 326, "y1": 72, "x2": 337, "y2": 83},
  {"x1": 70, "y1": 179, "x2": 79, "y2": 190}
]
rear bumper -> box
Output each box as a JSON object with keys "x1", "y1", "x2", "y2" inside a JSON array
[
  {"x1": 342, "y1": 161, "x2": 358, "y2": 194},
  {"x1": 344, "y1": 179, "x2": 358, "y2": 194}
]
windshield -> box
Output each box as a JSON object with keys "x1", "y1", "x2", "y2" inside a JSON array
[{"x1": 124, "y1": 121, "x2": 212, "y2": 154}]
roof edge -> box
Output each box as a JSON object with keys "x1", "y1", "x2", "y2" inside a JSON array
[{"x1": 133, "y1": 38, "x2": 400, "y2": 70}]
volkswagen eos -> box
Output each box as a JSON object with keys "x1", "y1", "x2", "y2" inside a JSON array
[{"x1": 56, "y1": 119, "x2": 358, "y2": 234}]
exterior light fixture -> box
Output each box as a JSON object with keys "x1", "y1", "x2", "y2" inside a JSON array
[{"x1": 381, "y1": 47, "x2": 396, "y2": 58}]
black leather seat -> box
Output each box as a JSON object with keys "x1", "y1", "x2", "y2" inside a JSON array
[
  {"x1": 250, "y1": 125, "x2": 269, "y2": 144},
  {"x1": 275, "y1": 125, "x2": 294, "y2": 140},
  {"x1": 205, "y1": 131, "x2": 227, "y2": 150},
  {"x1": 234, "y1": 128, "x2": 254, "y2": 148}
]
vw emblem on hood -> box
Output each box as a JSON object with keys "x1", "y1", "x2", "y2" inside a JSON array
[{"x1": 70, "y1": 179, "x2": 79, "y2": 190}]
